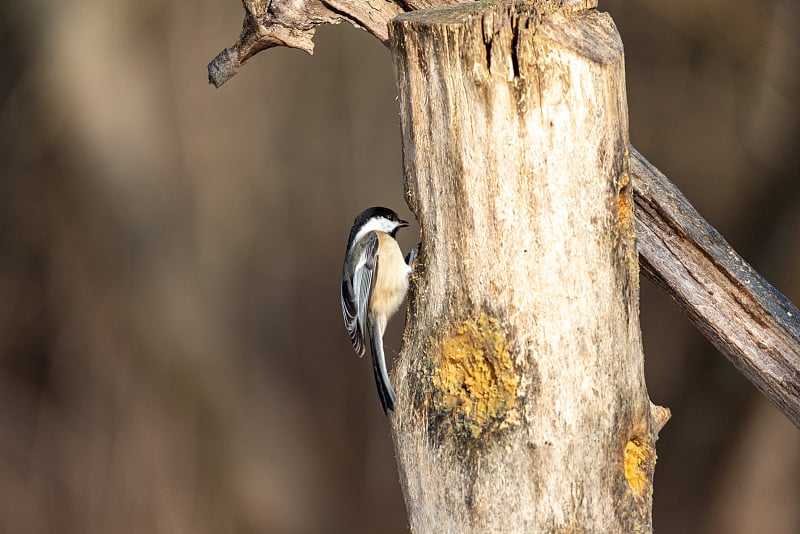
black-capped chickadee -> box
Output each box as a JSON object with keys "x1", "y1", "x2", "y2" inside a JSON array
[{"x1": 341, "y1": 207, "x2": 412, "y2": 414}]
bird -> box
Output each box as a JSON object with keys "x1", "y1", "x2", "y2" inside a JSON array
[{"x1": 341, "y1": 207, "x2": 412, "y2": 414}]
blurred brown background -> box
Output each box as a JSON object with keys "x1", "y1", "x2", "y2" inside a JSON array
[{"x1": 0, "y1": 0, "x2": 798, "y2": 532}]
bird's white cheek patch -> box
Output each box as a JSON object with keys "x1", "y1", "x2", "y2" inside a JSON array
[{"x1": 353, "y1": 218, "x2": 399, "y2": 244}]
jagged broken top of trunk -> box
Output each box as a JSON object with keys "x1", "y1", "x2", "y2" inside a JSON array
[{"x1": 207, "y1": 0, "x2": 598, "y2": 87}]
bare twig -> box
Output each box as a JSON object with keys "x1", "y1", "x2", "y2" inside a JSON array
[
  {"x1": 632, "y1": 148, "x2": 800, "y2": 427},
  {"x1": 208, "y1": 0, "x2": 405, "y2": 87}
]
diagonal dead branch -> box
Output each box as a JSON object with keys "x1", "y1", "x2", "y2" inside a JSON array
[{"x1": 632, "y1": 148, "x2": 800, "y2": 427}]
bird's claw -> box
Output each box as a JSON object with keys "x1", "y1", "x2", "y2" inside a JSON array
[{"x1": 405, "y1": 242, "x2": 422, "y2": 268}]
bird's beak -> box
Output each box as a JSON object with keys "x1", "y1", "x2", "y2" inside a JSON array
[{"x1": 398, "y1": 219, "x2": 409, "y2": 227}]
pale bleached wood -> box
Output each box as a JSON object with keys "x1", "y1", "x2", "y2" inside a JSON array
[
  {"x1": 389, "y1": 3, "x2": 664, "y2": 531},
  {"x1": 632, "y1": 148, "x2": 800, "y2": 427}
]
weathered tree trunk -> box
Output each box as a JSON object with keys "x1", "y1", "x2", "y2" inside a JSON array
[{"x1": 388, "y1": 2, "x2": 668, "y2": 531}]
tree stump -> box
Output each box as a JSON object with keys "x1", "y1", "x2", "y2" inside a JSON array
[{"x1": 388, "y1": 2, "x2": 668, "y2": 531}]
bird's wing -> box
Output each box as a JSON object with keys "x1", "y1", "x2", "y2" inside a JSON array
[{"x1": 341, "y1": 233, "x2": 378, "y2": 356}]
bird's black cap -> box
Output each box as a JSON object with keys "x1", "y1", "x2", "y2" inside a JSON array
[{"x1": 347, "y1": 207, "x2": 408, "y2": 247}]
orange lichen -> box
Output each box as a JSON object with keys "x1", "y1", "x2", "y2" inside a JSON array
[
  {"x1": 617, "y1": 171, "x2": 633, "y2": 234},
  {"x1": 432, "y1": 312, "x2": 519, "y2": 439},
  {"x1": 623, "y1": 436, "x2": 653, "y2": 499},
  {"x1": 616, "y1": 171, "x2": 639, "y2": 276}
]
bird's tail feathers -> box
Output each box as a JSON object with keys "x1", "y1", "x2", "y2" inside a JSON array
[{"x1": 369, "y1": 325, "x2": 396, "y2": 414}]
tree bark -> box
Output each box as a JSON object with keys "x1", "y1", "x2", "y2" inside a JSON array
[
  {"x1": 632, "y1": 148, "x2": 800, "y2": 427},
  {"x1": 389, "y1": 2, "x2": 667, "y2": 531}
]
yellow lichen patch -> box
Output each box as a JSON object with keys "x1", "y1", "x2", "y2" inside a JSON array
[
  {"x1": 432, "y1": 312, "x2": 519, "y2": 439},
  {"x1": 623, "y1": 437, "x2": 652, "y2": 498},
  {"x1": 617, "y1": 172, "x2": 633, "y2": 237},
  {"x1": 616, "y1": 171, "x2": 638, "y2": 275}
]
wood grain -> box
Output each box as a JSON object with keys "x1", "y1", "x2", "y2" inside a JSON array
[{"x1": 389, "y1": 3, "x2": 662, "y2": 531}]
